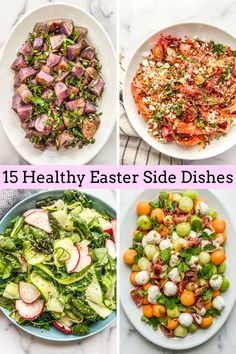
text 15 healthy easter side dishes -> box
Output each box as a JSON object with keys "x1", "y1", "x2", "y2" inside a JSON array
[
  {"x1": 123, "y1": 190, "x2": 229, "y2": 338},
  {"x1": 12, "y1": 19, "x2": 104, "y2": 151},
  {"x1": 0, "y1": 191, "x2": 116, "y2": 335}
]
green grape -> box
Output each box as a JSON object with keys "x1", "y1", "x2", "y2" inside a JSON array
[
  {"x1": 144, "y1": 245, "x2": 157, "y2": 260},
  {"x1": 173, "y1": 193, "x2": 182, "y2": 202},
  {"x1": 138, "y1": 257, "x2": 151, "y2": 271},
  {"x1": 220, "y1": 277, "x2": 230, "y2": 291},
  {"x1": 137, "y1": 215, "x2": 152, "y2": 230},
  {"x1": 188, "y1": 323, "x2": 198, "y2": 333},
  {"x1": 199, "y1": 252, "x2": 211, "y2": 265},
  {"x1": 218, "y1": 262, "x2": 226, "y2": 274},
  {"x1": 179, "y1": 196, "x2": 194, "y2": 212},
  {"x1": 174, "y1": 325, "x2": 188, "y2": 338},
  {"x1": 132, "y1": 264, "x2": 141, "y2": 272},
  {"x1": 167, "y1": 307, "x2": 180, "y2": 318},
  {"x1": 176, "y1": 222, "x2": 191, "y2": 237},
  {"x1": 183, "y1": 190, "x2": 198, "y2": 201},
  {"x1": 207, "y1": 208, "x2": 218, "y2": 220}
]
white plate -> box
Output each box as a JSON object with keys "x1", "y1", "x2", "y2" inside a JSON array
[
  {"x1": 123, "y1": 23, "x2": 236, "y2": 161},
  {"x1": 120, "y1": 189, "x2": 236, "y2": 350},
  {"x1": 0, "y1": 3, "x2": 116, "y2": 165}
]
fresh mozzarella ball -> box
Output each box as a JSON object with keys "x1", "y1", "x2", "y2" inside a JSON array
[
  {"x1": 147, "y1": 285, "x2": 160, "y2": 304},
  {"x1": 212, "y1": 296, "x2": 225, "y2": 312},
  {"x1": 163, "y1": 281, "x2": 178, "y2": 296},
  {"x1": 196, "y1": 306, "x2": 206, "y2": 316},
  {"x1": 169, "y1": 253, "x2": 179, "y2": 267},
  {"x1": 168, "y1": 267, "x2": 181, "y2": 282},
  {"x1": 135, "y1": 271, "x2": 150, "y2": 285},
  {"x1": 159, "y1": 239, "x2": 173, "y2": 250},
  {"x1": 196, "y1": 202, "x2": 208, "y2": 215},
  {"x1": 186, "y1": 255, "x2": 198, "y2": 268},
  {"x1": 189, "y1": 230, "x2": 197, "y2": 238},
  {"x1": 142, "y1": 230, "x2": 161, "y2": 247},
  {"x1": 209, "y1": 274, "x2": 223, "y2": 290},
  {"x1": 171, "y1": 231, "x2": 180, "y2": 242},
  {"x1": 178, "y1": 313, "x2": 193, "y2": 327}
]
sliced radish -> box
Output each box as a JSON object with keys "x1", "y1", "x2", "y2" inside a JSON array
[
  {"x1": 112, "y1": 219, "x2": 117, "y2": 242},
  {"x1": 24, "y1": 210, "x2": 52, "y2": 233},
  {"x1": 15, "y1": 299, "x2": 44, "y2": 320},
  {"x1": 53, "y1": 321, "x2": 72, "y2": 334},
  {"x1": 106, "y1": 239, "x2": 117, "y2": 259},
  {"x1": 23, "y1": 209, "x2": 41, "y2": 217},
  {"x1": 19, "y1": 282, "x2": 41, "y2": 304},
  {"x1": 73, "y1": 245, "x2": 92, "y2": 273},
  {"x1": 99, "y1": 217, "x2": 112, "y2": 233},
  {"x1": 66, "y1": 245, "x2": 80, "y2": 273}
]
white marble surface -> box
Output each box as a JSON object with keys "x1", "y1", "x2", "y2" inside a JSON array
[
  {"x1": 0, "y1": 189, "x2": 117, "y2": 353},
  {"x1": 0, "y1": 0, "x2": 117, "y2": 165},
  {"x1": 119, "y1": 189, "x2": 236, "y2": 354},
  {"x1": 120, "y1": 0, "x2": 236, "y2": 165}
]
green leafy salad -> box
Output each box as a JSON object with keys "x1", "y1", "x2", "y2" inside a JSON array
[{"x1": 0, "y1": 191, "x2": 116, "y2": 335}]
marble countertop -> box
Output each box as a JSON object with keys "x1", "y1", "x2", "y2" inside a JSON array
[
  {"x1": 0, "y1": 0, "x2": 117, "y2": 165},
  {"x1": 120, "y1": 188, "x2": 236, "y2": 354},
  {"x1": 120, "y1": 0, "x2": 236, "y2": 165},
  {"x1": 0, "y1": 188, "x2": 116, "y2": 354}
]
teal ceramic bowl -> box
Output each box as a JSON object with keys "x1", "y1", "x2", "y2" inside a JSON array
[{"x1": 0, "y1": 190, "x2": 116, "y2": 341}]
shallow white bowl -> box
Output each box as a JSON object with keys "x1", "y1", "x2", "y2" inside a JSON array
[
  {"x1": 123, "y1": 23, "x2": 236, "y2": 161},
  {"x1": 0, "y1": 3, "x2": 116, "y2": 165},
  {"x1": 120, "y1": 189, "x2": 236, "y2": 350}
]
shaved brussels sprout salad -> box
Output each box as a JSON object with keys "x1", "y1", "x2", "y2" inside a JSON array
[
  {"x1": 123, "y1": 190, "x2": 229, "y2": 338},
  {"x1": 0, "y1": 191, "x2": 116, "y2": 335}
]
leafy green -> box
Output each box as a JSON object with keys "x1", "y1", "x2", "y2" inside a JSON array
[
  {"x1": 141, "y1": 315, "x2": 159, "y2": 330},
  {"x1": 163, "y1": 83, "x2": 175, "y2": 96},
  {"x1": 133, "y1": 245, "x2": 144, "y2": 262},
  {"x1": 177, "y1": 262, "x2": 190, "y2": 273},
  {"x1": 205, "y1": 308, "x2": 221, "y2": 317},
  {"x1": 197, "y1": 263, "x2": 216, "y2": 279},
  {"x1": 72, "y1": 322, "x2": 90, "y2": 335},
  {"x1": 157, "y1": 295, "x2": 179, "y2": 310},
  {"x1": 201, "y1": 231, "x2": 215, "y2": 240},
  {"x1": 160, "y1": 247, "x2": 171, "y2": 264},
  {"x1": 179, "y1": 247, "x2": 201, "y2": 262},
  {"x1": 155, "y1": 111, "x2": 163, "y2": 121},
  {"x1": 212, "y1": 43, "x2": 227, "y2": 55},
  {"x1": 202, "y1": 244, "x2": 216, "y2": 252},
  {"x1": 202, "y1": 288, "x2": 212, "y2": 303}
]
